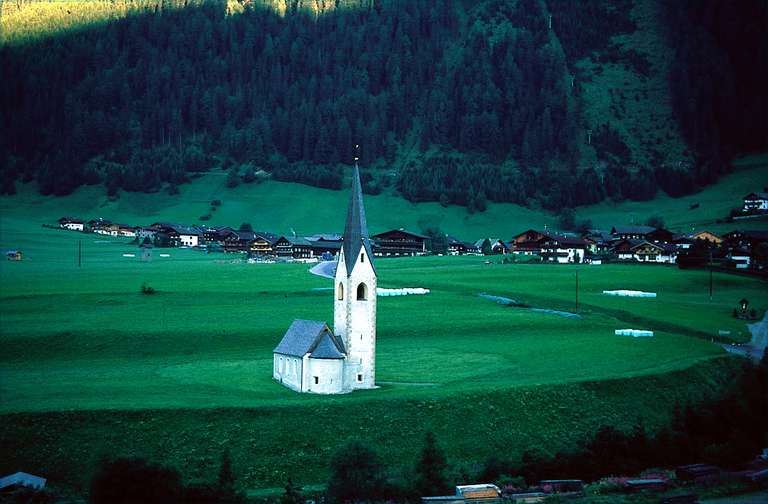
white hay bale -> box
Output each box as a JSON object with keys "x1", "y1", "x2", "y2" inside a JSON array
[
  {"x1": 603, "y1": 290, "x2": 656, "y2": 298},
  {"x1": 615, "y1": 328, "x2": 654, "y2": 337},
  {"x1": 122, "y1": 253, "x2": 135, "y2": 258}
]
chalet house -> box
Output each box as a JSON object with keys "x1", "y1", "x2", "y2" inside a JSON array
[
  {"x1": 116, "y1": 224, "x2": 136, "y2": 237},
  {"x1": 88, "y1": 218, "x2": 114, "y2": 235},
  {"x1": 305, "y1": 233, "x2": 343, "y2": 257},
  {"x1": 671, "y1": 234, "x2": 694, "y2": 250},
  {"x1": 582, "y1": 230, "x2": 613, "y2": 253},
  {"x1": 274, "y1": 236, "x2": 313, "y2": 259},
  {"x1": 690, "y1": 230, "x2": 722, "y2": 245},
  {"x1": 151, "y1": 223, "x2": 202, "y2": 247},
  {"x1": 540, "y1": 234, "x2": 587, "y2": 264},
  {"x1": 510, "y1": 229, "x2": 550, "y2": 255},
  {"x1": 58, "y1": 217, "x2": 84, "y2": 231},
  {"x1": 722, "y1": 230, "x2": 768, "y2": 250},
  {"x1": 743, "y1": 192, "x2": 768, "y2": 213},
  {"x1": 135, "y1": 226, "x2": 158, "y2": 242},
  {"x1": 447, "y1": 235, "x2": 480, "y2": 255},
  {"x1": 474, "y1": 238, "x2": 509, "y2": 255},
  {"x1": 201, "y1": 226, "x2": 234, "y2": 245},
  {"x1": 613, "y1": 239, "x2": 677, "y2": 264},
  {"x1": 371, "y1": 229, "x2": 429, "y2": 256},
  {"x1": 611, "y1": 225, "x2": 673, "y2": 243},
  {"x1": 222, "y1": 230, "x2": 276, "y2": 254}
]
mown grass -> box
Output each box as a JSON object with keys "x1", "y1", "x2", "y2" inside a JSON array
[{"x1": 1, "y1": 215, "x2": 765, "y2": 491}]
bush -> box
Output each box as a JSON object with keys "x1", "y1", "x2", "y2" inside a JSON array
[
  {"x1": 199, "y1": 214, "x2": 211, "y2": 221},
  {"x1": 211, "y1": 199, "x2": 222, "y2": 207},
  {"x1": 90, "y1": 457, "x2": 182, "y2": 504},
  {"x1": 141, "y1": 283, "x2": 156, "y2": 295}
]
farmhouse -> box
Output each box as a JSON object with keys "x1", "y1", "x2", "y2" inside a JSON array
[
  {"x1": 475, "y1": 238, "x2": 509, "y2": 255},
  {"x1": 274, "y1": 235, "x2": 313, "y2": 259},
  {"x1": 510, "y1": 229, "x2": 550, "y2": 255},
  {"x1": 447, "y1": 235, "x2": 480, "y2": 255},
  {"x1": 540, "y1": 234, "x2": 587, "y2": 264},
  {"x1": 371, "y1": 228, "x2": 429, "y2": 256},
  {"x1": 611, "y1": 225, "x2": 673, "y2": 243},
  {"x1": 690, "y1": 230, "x2": 722, "y2": 245},
  {"x1": 743, "y1": 192, "x2": 768, "y2": 212},
  {"x1": 305, "y1": 233, "x2": 343, "y2": 257},
  {"x1": 58, "y1": 216, "x2": 84, "y2": 231},
  {"x1": 613, "y1": 239, "x2": 677, "y2": 263},
  {"x1": 273, "y1": 165, "x2": 377, "y2": 394},
  {"x1": 152, "y1": 223, "x2": 202, "y2": 247}
]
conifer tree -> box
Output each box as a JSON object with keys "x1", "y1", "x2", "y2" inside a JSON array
[{"x1": 413, "y1": 432, "x2": 449, "y2": 496}]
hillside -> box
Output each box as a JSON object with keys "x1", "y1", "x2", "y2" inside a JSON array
[
  {"x1": 1, "y1": 154, "x2": 766, "y2": 240},
  {"x1": 1, "y1": 0, "x2": 766, "y2": 209}
]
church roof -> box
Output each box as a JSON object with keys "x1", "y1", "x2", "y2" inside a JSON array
[
  {"x1": 342, "y1": 165, "x2": 375, "y2": 276},
  {"x1": 273, "y1": 319, "x2": 345, "y2": 359}
]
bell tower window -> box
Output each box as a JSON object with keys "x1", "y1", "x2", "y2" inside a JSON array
[
  {"x1": 356, "y1": 282, "x2": 367, "y2": 300},
  {"x1": 337, "y1": 283, "x2": 344, "y2": 300},
  {"x1": 360, "y1": 252, "x2": 365, "y2": 263}
]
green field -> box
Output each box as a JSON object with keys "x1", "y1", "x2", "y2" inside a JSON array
[{"x1": 1, "y1": 208, "x2": 766, "y2": 491}]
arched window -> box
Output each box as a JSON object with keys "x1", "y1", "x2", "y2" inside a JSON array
[
  {"x1": 337, "y1": 282, "x2": 344, "y2": 300},
  {"x1": 357, "y1": 282, "x2": 367, "y2": 300}
]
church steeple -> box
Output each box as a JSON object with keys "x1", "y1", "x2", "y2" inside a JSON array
[{"x1": 341, "y1": 162, "x2": 375, "y2": 276}]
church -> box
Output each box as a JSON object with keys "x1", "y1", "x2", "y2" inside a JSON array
[{"x1": 272, "y1": 164, "x2": 377, "y2": 394}]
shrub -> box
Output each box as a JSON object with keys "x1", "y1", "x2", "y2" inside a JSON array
[
  {"x1": 90, "y1": 457, "x2": 182, "y2": 504},
  {"x1": 141, "y1": 283, "x2": 156, "y2": 295},
  {"x1": 211, "y1": 199, "x2": 222, "y2": 207}
]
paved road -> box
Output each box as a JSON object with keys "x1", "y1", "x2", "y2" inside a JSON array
[
  {"x1": 309, "y1": 260, "x2": 336, "y2": 279},
  {"x1": 723, "y1": 311, "x2": 767, "y2": 362}
]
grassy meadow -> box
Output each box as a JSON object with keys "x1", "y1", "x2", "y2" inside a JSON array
[
  {"x1": 1, "y1": 211, "x2": 766, "y2": 490},
  {"x1": 1, "y1": 155, "x2": 767, "y2": 491}
]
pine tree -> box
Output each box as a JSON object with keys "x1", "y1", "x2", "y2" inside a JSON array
[
  {"x1": 280, "y1": 478, "x2": 303, "y2": 504},
  {"x1": 413, "y1": 432, "x2": 449, "y2": 496}
]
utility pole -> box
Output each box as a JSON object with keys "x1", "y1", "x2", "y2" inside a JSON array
[
  {"x1": 78, "y1": 240, "x2": 82, "y2": 268},
  {"x1": 548, "y1": 14, "x2": 552, "y2": 29},
  {"x1": 709, "y1": 268, "x2": 713, "y2": 301}
]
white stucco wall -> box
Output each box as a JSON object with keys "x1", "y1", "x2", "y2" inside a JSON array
[
  {"x1": 63, "y1": 223, "x2": 84, "y2": 231},
  {"x1": 273, "y1": 353, "x2": 304, "y2": 392},
  {"x1": 306, "y1": 357, "x2": 345, "y2": 394},
  {"x1": 333, "y1": 247, "x2": 377, "y2": 391},
  {"x1": 180, "y1": 234, "x2": 199, "y2": 247}
]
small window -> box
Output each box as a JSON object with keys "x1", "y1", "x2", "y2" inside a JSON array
[
  {"x1": 356, "y1": 282, "x2": 367, "y2": 300},
  {"x1": 337, "y1": 282, "x2": 344, "y2": 300},
  {"x1": 360, "y1": 252, "x2": 365, "y2": 263},
  {"x1": 314, "y1": 376, "x2": 319, "y2": 385},
  {"x1": 357, "y1": 374, "x2": 363, "y2": 382}
]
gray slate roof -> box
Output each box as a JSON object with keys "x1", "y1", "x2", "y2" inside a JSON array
[
  {"x1": 273, "y1": 319, "x2": 346, "y2": 359},
  {"x1": 0, "y1": 472, "x2": 46, "y2": 490},
  {"x1": 342, "y1": 165, "x2": 376, "y2": 276}
]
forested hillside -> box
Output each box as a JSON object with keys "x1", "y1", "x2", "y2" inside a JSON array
[{"x1": 1, "y1": 0, "x2": 765, "y2": 210}]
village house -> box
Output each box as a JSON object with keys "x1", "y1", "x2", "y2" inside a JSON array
[
  {"x1": 151, "y1": 223, "x2": 202, "y2": 247},
  {"x1": 611, "y1": 225, "x2": 673, "y2": 243},
  {"x1": 613, "y1": 239, "x2": 677, "y2": 264},
  {"x1": 201, "y1": 226, "x2": 234, "y2": 245},
  {"x1": 582, "y1": 230, "x2": 614, "y2": 254},
  {"x1": 447, "y1": 235, "x2": 480, "y2": 255},
  {"x1": 274, "y1": 235, "x2": 314, "y2": 259},
  {"x1": 743, "y1": 192, "x2": 768, "y2": 213},
  {"x1": 510, "y1": 229, "x2": 550, "y2": 255},
  {"x1": 690, "y1": 230, "x2": 723, "y2": 245},
  {"x1": 249, "y1": 231, "x2": 278, "y2": 255},
  {"x1": 305, "y1": 233, "x2": 343, "y2": 257},
  {"x1": 58, "y1": 217, "x2": 84, "y2": 231},
  {"x1": 135, "y1": 226, "x2": 158, "y2": 242},
  {"x1": 539, "y1": 234, "x2": 588, "y2": 264},
  {"x1": 371, "y1": 228, "x2": 429, "y2": 256},
  {"x1": 273, "y1": 164, "x2": 377, "y2": 394},
  {"x1": 474, "y1": 238, "x2": 509, "y2": 255},
  {"x1": 5, "y1": 250, "x2": 22, "y2": 261}
]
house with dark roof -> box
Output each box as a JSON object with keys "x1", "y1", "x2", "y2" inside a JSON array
[
  {"x1": 540, "y1": 233, "x2": 588, "y2": 264},
  {"x1": 743, "y1": 192, "x2": 768, "y2": 213},
  {"x1": 446, "y1": 235, "x2": 480, "y2": 255},
  {"x1": 510, "y1": 229, "x2": 550, "y2": 255},
  {"x1": 58, "y1": 216, "x2": 84, "y2": 231},
  {"x1": 611, "y1": 225, "x2": 673, "y2": 243},
  {"x1": 274, "y1": 236, "x2": 313, "y2": 259},
  {"x1": 151, "y1": 223, "x2": 202, "y2": 247},
  {"x1": 273, "y1": 164, "x2": 378, "y2": 394},
  {"x1": 371, "y1": 228, "x2": 429, "y2": 256},
  {"x1": 612, "y1": 239, "x2": 677, "y2": 263},
  {"x1": 474, "y1": 238, "x2": 509, "y2": 255}
]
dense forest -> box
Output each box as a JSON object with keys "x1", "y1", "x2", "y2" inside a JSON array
[{"x1": 0, "y1": 0, "x2": 766, "y2": 210}]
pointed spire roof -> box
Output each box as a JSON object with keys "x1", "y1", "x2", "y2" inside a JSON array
[{"x1": 342, "y1": 163, "x2": 375, "y2": 276}]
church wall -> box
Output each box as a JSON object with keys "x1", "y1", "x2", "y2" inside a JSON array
[
  {"x1": 306, "y1": 358, "x2": 344, "y2": 394},
  {"x1": 273, "y1": 353, "x2": 304, "y2": 392}
]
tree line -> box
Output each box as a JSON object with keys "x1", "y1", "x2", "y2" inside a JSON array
[{"x1": 1, "y1": 0, "x2": 765, "y2": 209}]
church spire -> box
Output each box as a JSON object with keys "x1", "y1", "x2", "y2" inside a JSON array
[{"x1": 341, "y1": 156, "x2": 374, "y2": 276}]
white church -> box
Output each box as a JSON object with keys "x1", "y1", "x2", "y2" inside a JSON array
[{"x1": 272, "y1": 164, "x2": 377, "y2": 394}]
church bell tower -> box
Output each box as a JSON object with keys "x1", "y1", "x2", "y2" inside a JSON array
[{"x1": 334, "y1": 161, "x2": 377, "y2": 391}]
